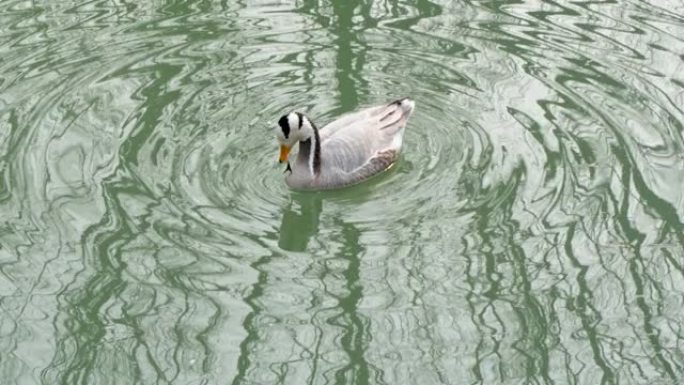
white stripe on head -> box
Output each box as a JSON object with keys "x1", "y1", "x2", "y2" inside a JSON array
[
  {"x1": 301, "y1": 115, "x2": 311, "y2": 129},
  {"x1": 304, "y1": 115, "x2": 315, "y2": 175},
  {"x1": 287, "y1": 113, "x2": 300, "y2": 134}
]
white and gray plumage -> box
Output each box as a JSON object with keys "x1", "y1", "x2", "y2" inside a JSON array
[{"x1": 275, "y1": 98, "x2": 415, "y2": 190}]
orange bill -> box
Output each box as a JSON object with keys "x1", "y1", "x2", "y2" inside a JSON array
[{"x1": 278, "y1": 145, "x2": 290, "y2": 163}]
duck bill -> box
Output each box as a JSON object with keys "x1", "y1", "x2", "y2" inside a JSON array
[{"x1": 278, "y1": 145, "x2": 291, "y2": 163}]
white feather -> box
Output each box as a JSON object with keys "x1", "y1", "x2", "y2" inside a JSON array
[{"x1": 287, "y1": 113, "x2": 300, "y2": 133}]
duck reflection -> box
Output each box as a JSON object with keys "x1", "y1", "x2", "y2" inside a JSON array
[{"x1": 277, "y1": 191, "x2": 323, "y2": 251}]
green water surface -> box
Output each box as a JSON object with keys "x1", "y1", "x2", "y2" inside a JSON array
[{"x1": 1, "y1": 1, "x2": 684, "y2": 384}]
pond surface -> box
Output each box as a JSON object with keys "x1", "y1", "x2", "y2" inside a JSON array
[{"x1": 1, "y1": 1, "x2": 684, "y2": 384}]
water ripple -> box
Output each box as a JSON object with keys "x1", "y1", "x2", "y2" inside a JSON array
[{"x1": 1, "y1": 0, "x2": 684, "y2": 384}]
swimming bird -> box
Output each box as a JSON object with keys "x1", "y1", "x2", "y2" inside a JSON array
[{"x1": 275, "y1": 98, "x2": 415, "y2": 190}]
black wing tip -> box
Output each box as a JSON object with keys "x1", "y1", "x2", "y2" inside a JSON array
[
  {"x1": 390, "y1": 97, "x2": 412, "y2": 105},
  {"x1": 388, "y1": 97, "x2": 415, "y2": 116}
]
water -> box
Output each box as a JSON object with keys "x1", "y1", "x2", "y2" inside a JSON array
[{"x1": 1, "y1": 0, "x2": 684, "y2": 384}]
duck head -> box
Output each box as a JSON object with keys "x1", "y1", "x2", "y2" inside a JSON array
[{"x1": 275, "y1": 112, "x2": 316, "y2": 163}]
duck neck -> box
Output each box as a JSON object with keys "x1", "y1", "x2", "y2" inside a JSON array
[{"x1": 298, "y1": 122, "x2": 321, "y2": 176}]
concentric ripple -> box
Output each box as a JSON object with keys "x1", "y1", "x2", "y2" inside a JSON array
[{"x1": 1, "y1": 1, "x2": 683, "y2": 385}]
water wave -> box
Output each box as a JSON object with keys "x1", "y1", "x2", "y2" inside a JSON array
[{"x1": 0, "y1": 0, "x2": 683, "y2": 384}]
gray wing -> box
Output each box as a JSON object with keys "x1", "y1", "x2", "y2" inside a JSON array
[
  {"x1": 318, "y1": 99, "x2": 413, "y2": 171},
  {"x1": 313, "y1": 98, "x2": 413, "y2": 189},
  {"x1": 319, "y1": 98, "x2": 413, "y2": 142},
  {"x1": 343, "y1": 149, "x2": 398, "y2": 186}
]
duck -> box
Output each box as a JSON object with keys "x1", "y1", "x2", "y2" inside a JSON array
[{"x1": 275, "y1": 98, "x2": 415, "y2": 190}]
